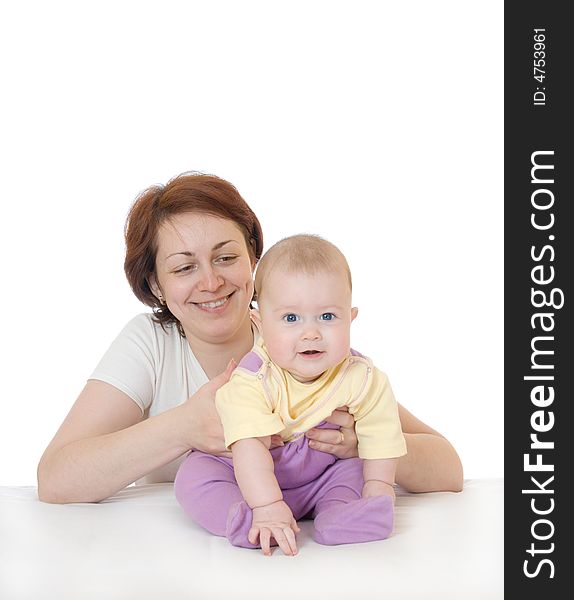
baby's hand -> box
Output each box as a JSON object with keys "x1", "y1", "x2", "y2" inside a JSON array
[
  {"x1": 249, "y1": 500, "x2": 300, "y2": 556},
  {"x1": 362, "y1": 480, "x2": 396, "y2": 501}
]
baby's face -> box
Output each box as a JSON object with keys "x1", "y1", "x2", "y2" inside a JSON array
[{"x1": 254, "y1": 268, "x2": 357, "y2": 383}]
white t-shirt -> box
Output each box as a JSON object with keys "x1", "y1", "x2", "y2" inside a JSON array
[{"x1": 89, "y1": 313, "x2": 209, "y2": 483}]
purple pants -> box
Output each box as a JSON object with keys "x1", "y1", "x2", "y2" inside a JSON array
[{"x1": 174, "y1": 424, "x2": 393, "y2": 547}]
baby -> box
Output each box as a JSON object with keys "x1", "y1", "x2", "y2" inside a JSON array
[{"x1": 175, "y1": 234, "x2": 407, "y2": 555}]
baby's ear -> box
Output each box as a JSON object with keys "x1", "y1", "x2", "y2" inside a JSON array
[
  {"x1": 250, "y1": 308, "x2": 262, "y2": 330},
  {"x1": 351, "y1": 307, "x2": 359, "y2": 322}
]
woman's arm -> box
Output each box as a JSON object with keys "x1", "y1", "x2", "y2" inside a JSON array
[
  {"x1": 37, "y1": 364, "x2": 234, "y2": 504},
  {"x1": 395, "y1": 403, "x2": 463, "y2": 493},
  {"x1": 305, "y1": 404, "x2": 463, "y2": 493}
]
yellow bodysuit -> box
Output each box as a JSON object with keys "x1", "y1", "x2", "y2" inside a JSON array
[{"x1": 216, "y1": 337, "x2": 407, "y2": 460}]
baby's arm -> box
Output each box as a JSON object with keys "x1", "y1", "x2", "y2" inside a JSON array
[
  {"x1": 362, "y1": 458, "x2": 398, "y2": 500},
  {"x1": 232, "y1": 437, "x2": 300, "y2": 556}
]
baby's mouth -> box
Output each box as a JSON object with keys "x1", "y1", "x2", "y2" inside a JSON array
[{"x1": 298, "y1": 350, "x2": 325, "y2": 358}]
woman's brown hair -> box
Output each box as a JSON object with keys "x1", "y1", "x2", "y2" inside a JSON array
[{"x1": 124, "y1": 172, "x2": 264, "y2": 334}]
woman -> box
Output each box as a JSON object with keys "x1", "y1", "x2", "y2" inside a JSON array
[{"x1": 37, "y1": 172, "x2": 463, "y2": 504}]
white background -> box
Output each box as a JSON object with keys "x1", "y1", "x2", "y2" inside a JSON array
[{"x1": 0, "y1": 1, "x2": 503, "y2": 485}]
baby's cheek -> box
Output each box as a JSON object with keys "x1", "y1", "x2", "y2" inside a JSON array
[
  {"x1": 264, "y1": 340, "x2": 291, "y2": 367},
  {"x1": 332, "y1": 333, "x2": 352, "y2": 361}
]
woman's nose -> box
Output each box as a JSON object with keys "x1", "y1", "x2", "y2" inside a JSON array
[{"x1": 198, "y1": 265, "x2": 224, "y2": 292}]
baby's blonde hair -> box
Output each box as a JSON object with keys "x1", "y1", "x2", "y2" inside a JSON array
[{"x1": 254, "y1": 234, "x2": 352, "y2": 302}]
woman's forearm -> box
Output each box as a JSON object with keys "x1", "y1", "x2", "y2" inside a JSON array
[
  {"x1": 396, "y1": 432, "x2": 464, "y2": 493},
  {"x1": 38, "y1": 367, "x2": 234, "y2": 504},
  {"x1": 37, "y1": 404, "x2": 191, "y2": 504}
]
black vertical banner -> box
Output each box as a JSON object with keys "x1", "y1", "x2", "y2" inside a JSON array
[{"x1": 505, "y1": 2, "x2": 573, "y2": 598}]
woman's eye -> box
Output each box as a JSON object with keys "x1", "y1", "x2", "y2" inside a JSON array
[
  {"x1": 174, "y1": 264, "x2": 196, "y2": 274},
  {"x1": 319, "y1": 312, "x2": 335, "y2": 321},
  {"x1": 283, "y1": 313, "x2": 300, "y2": 323},
  {"x1": 215, "y1": 255, "x2": 238, "y2": 264}
]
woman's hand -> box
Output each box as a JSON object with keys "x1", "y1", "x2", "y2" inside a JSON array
[
  {"x1": 183, "y1": 360, "x2": 236, "y2": 456},
  {"x1": 183, "y1": 360, "x2": 285, "y2": 456},
  {"x1": 304, "y1": 407, "x2": 358, "y2": 459}
]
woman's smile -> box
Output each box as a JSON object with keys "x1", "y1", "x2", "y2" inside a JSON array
[{"x1": 193, "y1": 292, "x2": 234, "y2": 312}]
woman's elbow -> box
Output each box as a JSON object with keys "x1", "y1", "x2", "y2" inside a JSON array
[
  {"x1": 446, "y1": 436, "x2": 464, "y2": 492},
  {"x1": 434, "y1": 440, "x2": 464, "y2": 493},
  {"x1": 36, "y1": 458, "x2": 63, "y2": 503},
  {"x1": 445, "y1": 456, "x2": 464, "y2": 492},
  {"x1": 398, "y1": 433, "x2": 464, "y2": 493},
  {"x1": 37, "y1": 457, "x2": 75, "y2": 504},
  {"x1": 37, "y1": 485, "x2": 62, "y2": 504},
  {"x1": 37, "y1": 466, "x2": 61, "y2": 503}
]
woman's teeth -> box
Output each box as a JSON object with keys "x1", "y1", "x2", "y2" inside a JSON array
[{"x1": 196, "y1": 296, "x2": 229, "y2": 309}]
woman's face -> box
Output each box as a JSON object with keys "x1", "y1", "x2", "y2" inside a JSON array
[{"x1": 152, "y1": 212, "x2": 255, "y2": 345}]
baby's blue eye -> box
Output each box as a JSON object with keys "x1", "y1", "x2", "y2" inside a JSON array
[
  {"x1": 283, "y1": 313, "x2": 299, "y2": 323},
  {"x1": 320, "y1": 313, "x2": 335, "y2": 321}
]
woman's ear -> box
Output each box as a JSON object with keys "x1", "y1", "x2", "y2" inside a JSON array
[
  {"x1": 148, "y1": 275, "x2": 164, "y2": 304},
  {"x1": 351, "y1": 307, "x2": 359, "y2": 322}
]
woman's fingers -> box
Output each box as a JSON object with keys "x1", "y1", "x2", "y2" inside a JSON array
[
  {"x1": 306, "y1": 428, "x2": 345, "y2": 446},
  {"x1": 324, "y1": 406, "x2": 355, "y2": 428},
  {"x1": 186, "y1": 362, "x2": 237, "y2": 455},
  {"x1": 305, "y1": 407, "x2": 358, "y2": 459},
  {"x1": 208, "y1": 358, "x2": 237, "y2": 391},
  {"x1": 307, "y1": 438, "x2": 345, "y2": 456},
  {"x1": 269, "y1": 434, "x2": 284, "y2": 448}
]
